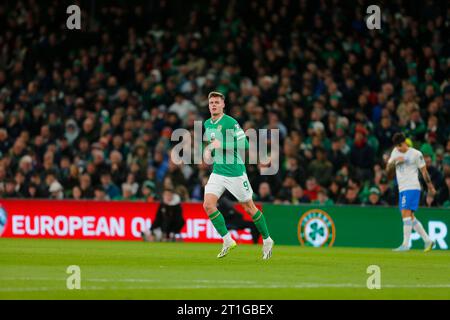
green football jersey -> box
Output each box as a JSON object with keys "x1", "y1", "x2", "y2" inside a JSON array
[{"x1": 204, "y1": 114, "x2": 249, "y2": 177}]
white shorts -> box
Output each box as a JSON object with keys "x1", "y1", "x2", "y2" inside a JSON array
[{"x1": 205, "y1": 173, "x2": 254, "y2": 202}]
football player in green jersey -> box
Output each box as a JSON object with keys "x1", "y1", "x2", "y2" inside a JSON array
[{"x1": 203, "y1": 91, "x2": 274, "y2": 259}]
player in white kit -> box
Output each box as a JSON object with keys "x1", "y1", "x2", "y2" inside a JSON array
[{"x1": 386, "y1": 133, "x2": 437, "y2": 252}]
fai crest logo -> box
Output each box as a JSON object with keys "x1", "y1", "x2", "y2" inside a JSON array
[
  {"x1": 298, "y1": 209, "x2": 336, "y2": 247},
  {"x1": 0, "y1": 205, "x2": 7, "y2": 237}
]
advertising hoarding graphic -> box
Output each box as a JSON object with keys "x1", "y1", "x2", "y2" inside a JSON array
[
  {"x1": 0, "y1": 205, "x2": 7, "y2": 236},
  {"x1": 264, "y1": 204, "x2": 449, "y2": 250},
  {"x1": 0, "y1": 200, "x2": 255, "y2": 244},
  {"x1": 298, "y1": 209, "x2": 336, "y2": 247},
  {"x1": 1, "y1": 200, "x2": 448, "y2": 249}
]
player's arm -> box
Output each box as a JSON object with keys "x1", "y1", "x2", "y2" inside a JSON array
[
  {"x1": 420, "y1": 165, "x2": 436, "y2": 196},
  {"x1": 416, "y1": 152, "x2": 436, "y2": 197},
  {"x1": 232, "y1": 126, "x2": 249, "y2": 150},
  {"x1": 385, "y1": 154, "x2": 404, "y2": 180},
  {"x1": 385, "y1": 160, "x2": 396, "y2": 180},
  {"x1": 216, "y1": 123, "x2": 249, "y2": 150},
  {"x1": 202, "y1": 123, "x2": 214, "y2": 164}
]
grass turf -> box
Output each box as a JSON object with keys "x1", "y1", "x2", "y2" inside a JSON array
[{"x1": 0, "y1": 238, "x2": 449, "y2": 300}]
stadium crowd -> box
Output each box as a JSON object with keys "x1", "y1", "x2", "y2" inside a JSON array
[{"x1": 0, "y1": 0, "x2": 449, "y2": 207}]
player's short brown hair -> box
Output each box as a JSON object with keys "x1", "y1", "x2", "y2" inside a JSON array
[
  {"x1": 208, "y1": 91, "x2": 225, "y2": 100},
  {"x1": 392, "y1": 132, "x2": 406, "y2": 146}
]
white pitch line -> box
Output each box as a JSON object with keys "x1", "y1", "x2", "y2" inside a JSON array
[
  {"x1": 2, "y1": 285, "x2": 450, "y2": 293},
  {"x1": 0, "y1": 287, "x2": 57, "y2": 292},
  {"x1": 1, "y1": 279, "x2": 450, "y2": 292},
  {"x1": 0, "y1": 277, "x2": 257, "y2": 284}
]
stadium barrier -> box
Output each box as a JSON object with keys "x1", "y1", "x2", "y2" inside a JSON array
[
  {"x1": 263, "y1": 204, "x2": 450, "y2": 250},
  {"x1": 0, "y1": 200, "x2": 255, "y2": 244},
  {"x1": 0, "y1": 200, "x2": 448, "y2": 250}
]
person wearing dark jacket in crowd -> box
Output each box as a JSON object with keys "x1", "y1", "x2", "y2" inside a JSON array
[
  {"x1": 255, "y1": 182, "x2": 275, "y2": 202},
  {"x1": 338, "y1": 187, "x2": 361, "y2": 205},
  {"x1": 142, "y1": 189, "x2": 185, "y2": 242},
  {"x1": 2, "y1": 179, "x2": 22, "y2": 198},
  {"x1": 436, "y1": 174, "x2": 450, "y2": 207},
  {"x1": 328, "y1": 137, "x2": 348, "y2": 174},
  {"x1": 377, "y1": 175, "x2": 397, "y2": 205},
  {"x1": 350, "y1": 128, "x2": 375, "y2": 181}
]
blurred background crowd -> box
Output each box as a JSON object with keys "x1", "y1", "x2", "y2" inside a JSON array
[{"x1": 0, "y1": 0, "x2": 449, "y2": 207}]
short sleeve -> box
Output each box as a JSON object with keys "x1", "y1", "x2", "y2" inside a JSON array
[
  {"x1": 387, "y1": 149, "x2": 396, "y2": 164},
  {"x1": 416, "y1": 151, "x2": 426, "y2": 168},
  {"x1": 234, "y1": 122, "x2": 246, "y2": 141}
]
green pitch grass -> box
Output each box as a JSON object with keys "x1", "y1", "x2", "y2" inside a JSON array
[{"x1": 1, "y1": 238, "x2": 449, "y2": 299}]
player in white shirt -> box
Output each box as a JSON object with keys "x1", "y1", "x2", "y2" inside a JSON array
[{"x1": 386, "y1": 133, "x2": 437, "y2": 252}]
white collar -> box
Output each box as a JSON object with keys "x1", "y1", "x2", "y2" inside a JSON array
[{"x1": 211, "y1": 114, "x2": 224, "y2": 124}]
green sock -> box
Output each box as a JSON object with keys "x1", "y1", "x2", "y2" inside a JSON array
[
  {"x1": 208, "y1": 210, "x2": 229, "y2": 237},
  {"x1": 252, "y1": 210, "x2": 270, "y2": 240}
]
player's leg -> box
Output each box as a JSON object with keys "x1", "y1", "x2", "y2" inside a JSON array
[
  {"x1": 411, "y1": 213, "x2": 434, "y2": 251},
  {"x1": 227, "y1": 174, "x2": 273, "y2": 259},
  {"x1": 204, "y1": 193, "x2": 228, "y2": 238},
  {"x1": 410, "y1": 199, "x2": 436, "y2": 253},
  {"x1": 408, "y1": 190, "x2": 435, "y2": 251},
  {"x1": 204, "y1": 193, "x2": 237, "y2": 258},
  {"x1": 241, "y1": 199, "x2": 274, "y2": 260},
  {"x1": 394, "y1": 209, "x2": 413, "y2": 251},
  {"x1": 240, "y1": 200, "x2": 271, "y2": 240},
  {"x1": 394, "y1": 190, "x2": 415, "y2": 251},
  {"x1": 203, "y1": 174, "x2": 236, "y2": 258}
]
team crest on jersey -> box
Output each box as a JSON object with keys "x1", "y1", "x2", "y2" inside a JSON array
[
  {"x1": 217, "y1": 125, "x2": 222, "y2": 131},
  {"x1": 0, "y1": 205, "x2": 7, "y2": 237},
  {"x1": 298, "y1": 209, "x2": 336, "y2": 247}
]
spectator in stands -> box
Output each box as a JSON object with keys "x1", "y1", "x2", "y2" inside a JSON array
[
  {"x1": 3, "y1": 179, "x2": 21, "y2": 198},
  {"x1": 307, "y1": 147, "x2": 333, "y2": 187},
  {"x1": 350, "y1": 128, "x2": 375, "y2": 181},
  {"x1": 377, "y1": 176, "x2": 397, "y2": 206},
  {"x1": 327, "y1": 180, "x2": 342, "y2": 203},
  {"x1": 283, "y1": 156, "x2": 306, "y2": 187},
  {"x1": 364, "y1": 187, "x2": 387, "y2": 206},
  {"x1": 423, "y1": 154, "x2": 444, "y2": 188},
  {"x1": 375, "y1": 116, "x2": 398, "y2": 153},
  {"x1": 0, "y1": 165, "x2": 6, "y2": 194},
  {"x1": 304, "y1": 177, "x2": 321, "y2": 202},
  {"x1": 328, "y1": 137, "x2": 348, "y2": 174},
  {"x1": 277, "y1": 175, "x2": 297, "y2": 202},
  {"x1": 254, "y1": 182, "x2": 273, "y2": 203},
  {"x1": 312, "y1": 189, "x2": 334, "y2": 206},
  {"x1": 117, "y1": 185, "x2": 140, "y2": 201},
  {"x1": 122, "y1": 173, "x2": 139, "y2": 197},
  {"x1": 291, "y1": 185, "x2": 310, "y2": 204},
  {"x1": 100, "y1": 172, "x2": 121, "y2": 200},
  {"x1": 168, "y1": 93, "x2": 197, "y2": 121},
  {"x1": 436, "y1": 174, "x2": 450, "y2": 207},
  {"x1": 72, "y1": 186, "x2": 82, "y2": 200},
  {"x1": 141, "y1": 180, "x2": 158, "y2": 202},
  {"x1": 338, "y1": 187, "x2": 361, "y2": 205},
  {"x1": 0, "y1": 0, "x2": 447, "y2": 208},
  {"x1": 27, "y1": 183, "x2": 40, "y2": 198},
  {"x1": 49, "y1": 181, "x2": 64, "y2": 199},
  {"x1": 94, "y1": 185, "x2": 110, "y2": 201},
  {"x1": 142, "y1": 189, "x2": 184, "y2": 242},
  {"x1": 14, "y1": 171, "x2": 27, "y2": 196}
]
